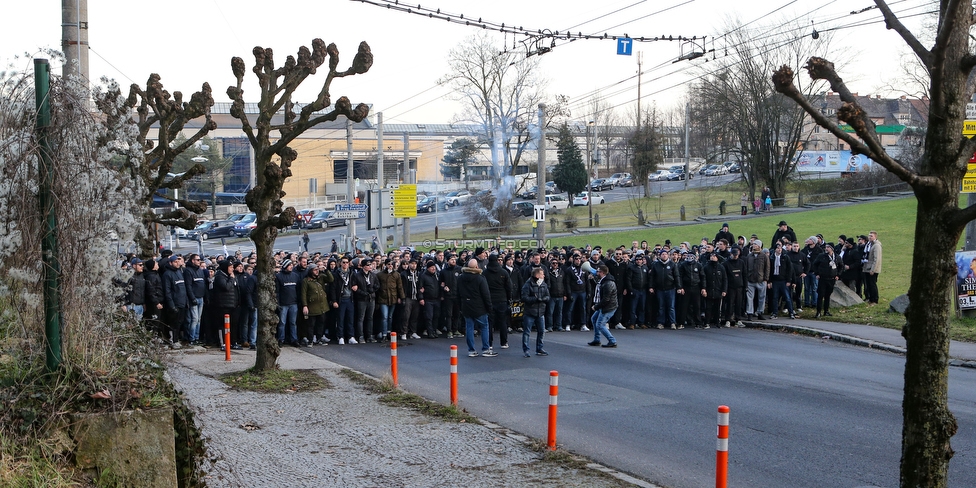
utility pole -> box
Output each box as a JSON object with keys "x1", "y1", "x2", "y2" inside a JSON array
[
  {"x1": 61, "y1": 0, "x2": 89, "y2": 83},
  {"x1": 636, "y1": 52, "x2": 642, "y2": 133},
  {"x1": 377, "y1": 112, "x2": 386, "y2": 251},
  {"x1": 684, "y1": 103, "x2": 690, "y2": 190},
  {"x1": 537, "y1": 104, "x2": 547, "y2": 247},
  {"x1": 586, "y1": 121, "x2": 595, "y2": 227},
  {"x1": 346, "y1": 118, "x2": 356, "y2": 251},
  {"x1": 402, "y1": 133, "x2": 411, "y2": 247}
]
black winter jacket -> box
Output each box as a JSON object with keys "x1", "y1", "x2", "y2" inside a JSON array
[
  {"x1": 457, "y1": 267, "x2": 491, "y2": 317},
  {"x1": 484, "y1": 261, "x2": 513, "y2": 304},
  {"x1": 211, "y1": 270, "x2": 239, "y2": 309},
  {"x1": 650, "y1": 259, "x2": 682, "y2": 291},
  {"x1": 702, "y1": 260, "x2": 728, "y2": 298},
  {"x1": 593, "y1": 274, "x2": 618, "y2": 313},
  {"x1": 520, "y1": 278, "x2": 551, "y2": 317}
]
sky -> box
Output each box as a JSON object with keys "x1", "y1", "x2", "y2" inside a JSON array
[{"x1": 2, "y1": 0, "x2": 933, "y2": 126}]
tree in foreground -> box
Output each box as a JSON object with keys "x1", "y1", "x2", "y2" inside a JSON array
[
  {"x1": 773, "y1": 1, "x2": 968, "y2": 485},
  {"x1": 551, "y1": 123, "x2": 587, "y2": 199},
  {"x1": 226, "y1": 39, "x2": 372, "y2": 371},
  {"x1": 97, "y1": 75, "x2": 216, "y2": 257}
]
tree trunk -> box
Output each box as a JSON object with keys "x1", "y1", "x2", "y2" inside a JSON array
[
  {"x1": 252, "y1": 223, "x2": 281, "y2": 371},
  {"x1": 899, "y1": 178, "x2": 959, "y2": 488}
]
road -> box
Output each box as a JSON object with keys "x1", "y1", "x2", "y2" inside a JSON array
[
  {"x1": 170, "y1": 173, "x2": 744, "y2": 256},
  {"x1": 303, "y1": 326, "x2": 976, "y2": 488}
]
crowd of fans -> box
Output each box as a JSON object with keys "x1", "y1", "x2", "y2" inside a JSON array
[{"x1": 121, "y1": 220, "x2": 883, "y2": 356}]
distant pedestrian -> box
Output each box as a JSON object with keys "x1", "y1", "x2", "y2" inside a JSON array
[{"x1": 863, "y1": 231, "x2": 883, "y2": 305}]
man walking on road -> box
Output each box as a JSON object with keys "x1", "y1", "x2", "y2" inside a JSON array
[
  {"x1": 863, "y1": 231, "x2": 883, "y2": 305},
  {"x1": 521, "y1": 267, "x2": 550, "y2": 357},
  {"x1": 587, "y1": 265, "x2": 618, "y2": 348}
]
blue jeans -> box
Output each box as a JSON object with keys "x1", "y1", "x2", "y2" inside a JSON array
[
  {"x1": 522, "y1": 314, "x2": 546, "y2": 353},
  {"x1": 803, "y1": 274, "x2": 819, "y2": 307},
  {"x1": 656, "y1": 288, "x2": 676, "y2": 325},
  {"x1": 770, "y1": 281, "x2": 794, "y2": 316},
  {"x1": 379, "y1": 303, "x2": 395, "y2": 336},
  {"x1": 128, "y1": 304, "x2": 144, "y2": 321},
  {"x1": 629, "y1": 289, "x2": 646, "y2": 325},
  {"x1": 337, "y1": 298, "x2": 355, "y2": 340},
  {"x1": 248, "y1": 307, "x2": 258, "y2": 344},
  {"x1": 565, "y1": 290, "x2": 587, "y2": 326},
  {"x1": 591, "y1": 308, "x2": 616, "y2": 344},
  {"x1": 186, "y1": 298, "x2": 203, "y2": 342},
  {"x1": 464, "y1": 314, "x2": 491, "y2": 353},
  {"x1": 546, "y1": 297, "x2": 564, "y2": 331},
  {"x1": 277, "y1": 303, "x2": 298, "y2": 343}
]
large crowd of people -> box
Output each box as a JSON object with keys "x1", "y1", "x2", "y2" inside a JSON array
[{"x1": 121, "y1": 220, "x2": 883, "y2": 357}]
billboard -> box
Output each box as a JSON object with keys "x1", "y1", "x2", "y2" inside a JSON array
[
  {"x1": 794, "y1": 150, "x2": 874, "y2": 173},
  {"x1": 956, "y1": 250, "x2": 976, "y2": 310}
]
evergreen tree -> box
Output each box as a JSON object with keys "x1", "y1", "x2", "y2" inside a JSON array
[
  {"x1": 629, "y1": 112, "x2": 663, "y2": 197},
  {"x1": 551, "y1": 123, "x2": 587, "y2": 198},
  {"x1": 441, "y1": 138, "x2": 478, "y2": 189}
]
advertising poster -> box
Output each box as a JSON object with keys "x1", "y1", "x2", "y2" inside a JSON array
[
  {"x1": 794, "y1": 150, "x2": 873, "y2": 173},
  {"x1": 956, "y1": 250, "x2": 976, "y2": 310}
]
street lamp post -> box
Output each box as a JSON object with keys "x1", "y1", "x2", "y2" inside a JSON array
[{"x1": 586, "y1": 120, "x2": 595, "y2": 227}]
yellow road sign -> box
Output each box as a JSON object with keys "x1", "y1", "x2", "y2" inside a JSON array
[{"x1": 964, "y1": 120, "x2": 976, "y2": 137}]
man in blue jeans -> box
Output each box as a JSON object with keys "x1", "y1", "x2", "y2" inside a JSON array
[
  {"x1": 275, "y1": 259, "x2": 302, "y2": 346},
  {"x1": 521, "y1": 267, "x2": 550, "y2": 357},
  {"x1": 649, "y1": 250, "x2": 683, "y2": 329},
  {"x1": 587, "y1": 265, "x2": 618, "y2": 348},
  {"x1": 458, "y1": 259, "x2": 496, "y2": 357}
]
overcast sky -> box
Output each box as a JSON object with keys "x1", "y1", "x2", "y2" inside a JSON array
[{"x1": 3, "y1": 0, "x2": 932, "y2": 126}]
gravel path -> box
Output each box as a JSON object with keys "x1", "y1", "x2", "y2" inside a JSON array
[{"x1": 166, "y1": 349, "x2": 645, "y2": 487}]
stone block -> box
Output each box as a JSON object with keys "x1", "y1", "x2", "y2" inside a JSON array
[
  {"x1": 889, "y1": 294, "x2": 910, "y2": 314},
  {"x1": 72, "y1": 408, "x2": 177, "y2": 488},
  {"x1": 830, "y1": 282, "x2": 864, "y2": 308}
]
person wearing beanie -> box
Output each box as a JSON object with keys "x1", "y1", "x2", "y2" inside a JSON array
[
  {"x1": 483, "y1": 253, "x2": 512, "y2": 350},
  {"x1": 420, "y1": 260, "x2": 443, "y2": 339},
  {"x1": 275, "y1": 258, "x2": 302, "y2": 347},
  {"x1": 212, "y1": 259, "x2": 241, "y2": 349},
  {"x1": 840, "y1": 237, "x2": 863, "y2": 293},
  {"x1": 723, "y1": 247, "x2": 746, "y2": 327},
  {"x1": 715, "y1": 223, "x2": 734, "y2": 247}
]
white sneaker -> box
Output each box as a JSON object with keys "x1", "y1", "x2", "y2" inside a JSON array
[
  {"x1": 564, "y1": 326, "x2": 571, "y2": 331},
  {"x1": 338, "y1": 338, "x2": 345, "y2": 345},
  {"x1": 410, "y1": 333, "x2": 421, "y2": 339},
  {"x1": 348, "y1": 338, "x2": 358, "y2": 344},
  {"x1": 614, "y1": 323, "x2": 625, "y2": 330},
  {"x1": 581, "y1": 326, "x2": 590, "y2": 332}
]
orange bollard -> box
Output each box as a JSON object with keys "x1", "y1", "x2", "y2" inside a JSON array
[
  {"x1": 449, "y1": 345, "x2": 458, "y2": 406},
  {"x1": 547, "y1": 370, "x2": 559, "y2": 450},
  {"x1": 716, "y1": 405, "x2": 730, "y2": 488},
  {"x1": 224, "y1": 314, "x2": 231, "y2": 361},
  {"x1": 390, "y1": 332, "x2": 398, "y2": 388}
]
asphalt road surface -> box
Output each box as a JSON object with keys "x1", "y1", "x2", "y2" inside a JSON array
[{"x1": 305, "y1": 326, "x2": 976, "y2": 488}]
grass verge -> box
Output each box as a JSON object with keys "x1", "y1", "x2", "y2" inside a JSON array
[
  {"x1": 338, "y1": 369, "x2": 480, "y2": 424},
  {"x1": 219, "y1": 368, "x2": 331, "y2": 393}
]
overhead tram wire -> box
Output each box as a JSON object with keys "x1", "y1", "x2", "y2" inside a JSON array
[{"x1": 564, "y1": 0, "x2": 931, "y2": 116}]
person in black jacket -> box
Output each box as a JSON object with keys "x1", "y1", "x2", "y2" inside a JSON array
[
  {"x1": 521, "y1": 267, "x2": 550, "y2": 357},
  {"x1": 564, "y1": 253, "x2": 589, "y2": 331},
  {"x1": 144, "y1": 259, "x2": 165, "y2": 333},
  {"x1": 586, "y1": 265, "x2": 618, "y2": 347},
  {"x1": 768, "y1": 243, "x2": 796, "y2": 319},
  {"x1": 458, "y1": 259, "x2": 495, "y2": 357},
  {"x1": 772, "y1": 220, "x2": 797, "y2": 247},
  {"x1": 125, "y1": 258, "x2": 148, "y2": 320},
  {"x1": 546, "y1": 257, "x2": 567, "y2": 333},
  {"x1": 484, "y1": 254, "x2": 512, "y2": 349},
  {"x1": 678, "y1": 252, "x2": 705, "y2": 328},
  {"x1": 839, "y1": 238, "x2": 862, "y2": 293},
  {"x1": 161, "y1": 255, "x2": 193, "y2": 349},
  {"x1": 723, "y1": 249, "x2": 746, "y2": 327},
  {"x1": 276, "y1": 259, "x2": 303, "y2": 346},
  {"x1": 440, "y1": 255, "x2": 462, "y2": 338},
  {"x1": 212, "y1": 260, "x2": 241, "y2": 349},
  {"x1": 787, "y1": 242, "x2": 808, "y2": 313},
  {"x1": 352, "y1": 259, "x2": 380, "y2": 343},
  {"x1": 650, "y1": 250, "x2": 683, "y2": 329},
  {"x1": 626, "y1": 254, "x2": 649, "y2": 328},
  {"x1": 812, "y1": 244, "x2": 844, "y2": 317},
  {"x1": 419, "y1": 261, "x2": 442, "y2": 339},
  {"x1": 702, "y1": 253, "x2": 728, "y2": 328},
  {"x1": 238, "y1": 263, "x2": 258, "y2": 349},
  {"x1": 715, "y1": 223, "x2": 734, "y2": 248}
]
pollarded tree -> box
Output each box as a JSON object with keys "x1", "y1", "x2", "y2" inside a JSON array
[
  {"x1": 551, "y1": 123, "x2": 587, "y2": 198},
  {"x1": 227, "y1": 40, "x2": 372, "y2": 372},
  {"x1": 773, "y1": 1, "x2": 969, "y2": 485},
  {"x1": 97, "y1": 74, "x2": 216, "y2": 257}
]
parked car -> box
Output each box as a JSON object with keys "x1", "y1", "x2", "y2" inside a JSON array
[
  {"x1": 187, "y1": 220, "x2": 236, "y2": 240},
  {"x1": 727, "y1": 162, "x2": 741, "y2": 173},
  {"x1": 572, "y1": 191, "x2": 605, "y2": 206},
  {"x1": 704, "y1": 164, "x2": 729, "y2": 176},
  {"x1": 606, "y1": 172, "x2": 631, "y2": 186},
  {"x1": 445, "y1": 190, "x2": 472, "y2": 207},
  {"x1": 520, "y1": 185, "x2": 554, "y2": 200},
  {"x1": 666, "y1": 169, "x2": 687, "y2": 181},
  {"x1": 669, "y1": 164, "x2": 694, "y2": 179},
  {"x1": 617, "y1": 175, "x2": 635, "y2": 187},
  {"x1": 511, "y1": 201, "x2": 535, "y2": 217},
  {"x1": 226, "y1": 213, "x2": 248, "y2": 223},
  {"x1": 233, "y1": 213, "x2": 257, "y2": 237},
  {"x1": 589, "y1": 178, "x2": 613, "y2": 191},
  {"x1": 544, "y1": 195, "x2": 570, "y2": 211},
  {"x1": 648, "y1": 170, "x2": 671, "y2": 182},
  {"x1": 417, "y1": 196, "x2": 441, "y2": 213},
  {"x1": 306, "y1": 210, "x2": 347, "y2": 229}
]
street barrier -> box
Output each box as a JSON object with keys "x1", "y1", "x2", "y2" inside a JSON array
[
  {"x1": 390, "y1": 332, "x2": 399, "y2": 387},
  {"x1": 547, "y1": 370, "x2": 559, "y2": 450},
  {"x1": 224, "y1": 314, "x2": 231, "y2": 361},
  {"x1": 716, "y1": 405, "x2": 730, "y2": 488},
  {"x1": 449, "y1": 345, "x2": 458, "y2": 406}
]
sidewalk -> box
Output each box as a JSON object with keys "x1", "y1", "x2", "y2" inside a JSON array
[
  {"x1": 742, "y1": 317, "x2": 976, "y2": 368},
  {"x1": 165, "y1": 348, "x2": 650, "y2": 488}
]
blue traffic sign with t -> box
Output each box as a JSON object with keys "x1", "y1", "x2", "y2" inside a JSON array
[{"x1": 617, "y1": 37, "x2": 633, "y2": 56}]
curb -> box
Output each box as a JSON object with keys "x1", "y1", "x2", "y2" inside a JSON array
[{"x1": 742, "y1": 321, "x2": 976, "y2": 370}]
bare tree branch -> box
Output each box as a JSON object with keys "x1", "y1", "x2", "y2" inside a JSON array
[{"x1": 875, "y1": 0, "x2": 933, "y2": 69}]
